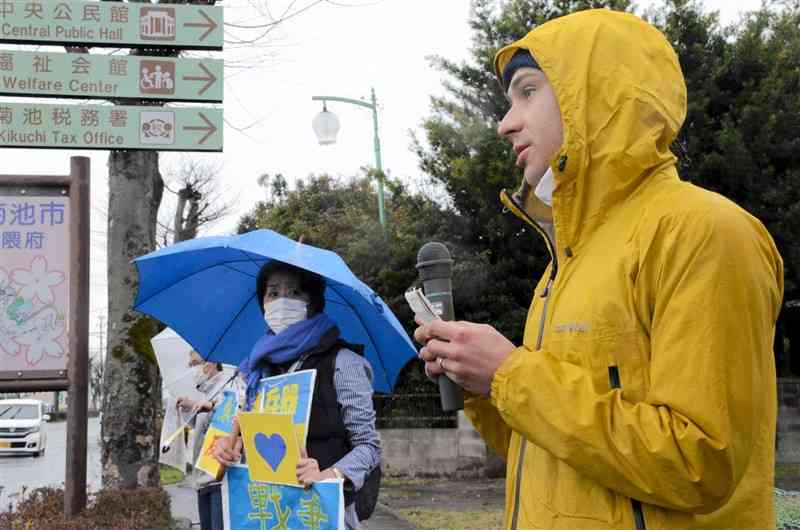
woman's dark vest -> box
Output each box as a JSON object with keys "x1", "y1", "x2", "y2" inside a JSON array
[{"x1": 272, "y1": 328, "x2": 359, "y2": 505}]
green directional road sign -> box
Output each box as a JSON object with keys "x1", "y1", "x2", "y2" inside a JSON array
[
  {"x1": 0, "y1": 50, "x2": 222, "y2": 102},
  {"x1": 0, "y1": 102, "x2": 222, "y2": 151},
  {"x1": 0, "y1": 1, "x2": 222, "y2": 50}
]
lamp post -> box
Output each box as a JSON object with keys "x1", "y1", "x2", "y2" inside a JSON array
[{"x1": 311, "y1": 88, "x2": 386, "y2": 229}]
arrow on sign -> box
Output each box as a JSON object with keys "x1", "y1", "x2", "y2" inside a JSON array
[
  {"x1": 183, "y1": 10, "x2": 219, "y2": 42},
  {"x1": 182, "y1": 112, "x2": 218, "y2": 145},
  {"x1": 182, "y1": 63, "x2": 217, "y2": 96}
]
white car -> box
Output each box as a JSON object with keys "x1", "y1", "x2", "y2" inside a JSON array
[{"x1": 0, "y1": 399, "x2": 49, "y2": 457}]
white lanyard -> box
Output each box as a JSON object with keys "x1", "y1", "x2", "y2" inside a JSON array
[{"x1": 287, "y1": 353, "x2": 310, "y2": 374}]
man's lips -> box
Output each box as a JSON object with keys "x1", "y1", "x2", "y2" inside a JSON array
[{"x1": 515, "y1": 145, "x2": 531, "y2": 167}]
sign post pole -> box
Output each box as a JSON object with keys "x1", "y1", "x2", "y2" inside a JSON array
[{"x1": 64, "y1": 156, "x2": 89, "y2": 518}]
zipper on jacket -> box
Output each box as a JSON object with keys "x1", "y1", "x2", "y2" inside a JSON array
[
  {"x1": 608, "y1": 366, "x2": 647, "y2": 530},
  {"x1": 510, "y1": 277, "x2": 553, "y2": 530},
  {"x1": 502, "y1": 189, "x2": 559, "y2": 530},
  {"x1": 509, "y1": 427, "x2": 528, "y2": 530},
  {"x1": 631, "y1": 500, "x2": 647, "y2": 530}
]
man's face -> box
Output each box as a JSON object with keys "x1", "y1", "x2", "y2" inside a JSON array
[{"x1": 498, "y1": 67, "x2": 564, "y2": 189}]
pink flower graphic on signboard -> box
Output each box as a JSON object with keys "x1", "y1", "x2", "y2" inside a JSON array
[
  {"x1": 11, "y1": 256, "x2": 65, "y2": 305},
  {"x1": 15, "y1": 307, "x2": 65, "y2": 366},
  {"x1": 0, "y1": 266, "x2": 21, "y2": 357}
]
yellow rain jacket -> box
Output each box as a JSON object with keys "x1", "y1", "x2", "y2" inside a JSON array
[{"x1": 466, "y1": 9, "x2": 784, "y2": 530}]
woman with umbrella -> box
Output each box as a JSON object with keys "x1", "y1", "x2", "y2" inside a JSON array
[{"x1": 212, "y1": 261, "x2": 381, "y2": 530}]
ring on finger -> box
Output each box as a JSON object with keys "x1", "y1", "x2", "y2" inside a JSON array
[{"x1": 437, "y1": 357, "x2": 444, "y2": 369}]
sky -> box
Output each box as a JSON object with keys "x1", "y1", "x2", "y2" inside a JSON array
[{"x1": 0, "y1": 0, "x2": 767, "y2": 354}]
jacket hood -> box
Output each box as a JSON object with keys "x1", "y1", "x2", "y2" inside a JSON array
[{"x1": 496, "y1": 9, "x2": 687, "y2": 251}]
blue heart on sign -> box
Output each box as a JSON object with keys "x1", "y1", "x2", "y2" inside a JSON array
[{"x1": 254, "y1": 433, "x2": 286, "y2": 472}]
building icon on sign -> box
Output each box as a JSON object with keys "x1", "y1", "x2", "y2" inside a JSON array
[{"x1": 140, "y1": 7, "x2": 176, "y2": 41}]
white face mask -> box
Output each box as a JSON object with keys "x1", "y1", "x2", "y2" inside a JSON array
[
  {"x1": 534, "y1": 167, "x2": 555, "y2": 207},
  {"x1": 264, "y1": 297, "x2": 308, "y2": 334},
  {"x1": 193, "y1": 364, "x2": 221, "y2": 394},
  {"x1": 192, "y1": 364, "x2": 208, "y2": 387}
]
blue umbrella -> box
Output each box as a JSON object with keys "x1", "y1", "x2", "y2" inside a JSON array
[{"x1": 132, "y1": 229, "x2": 417, "y2": 394}]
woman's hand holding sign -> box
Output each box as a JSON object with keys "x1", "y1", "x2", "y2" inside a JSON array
[
  {"x1": 212, "y1": 417, "x2": 242, "y2": 467},
  {"x1": 296, "y1": 445, "x2": 340, "y2": 487}
]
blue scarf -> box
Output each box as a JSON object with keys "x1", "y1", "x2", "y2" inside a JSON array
[{"x1": 240, "y1": 313, "x2": 337, "y2": 410}]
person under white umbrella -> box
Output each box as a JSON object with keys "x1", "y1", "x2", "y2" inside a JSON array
[{"x1": 153, "y1": 328, "x2": 236, "y2": 530}]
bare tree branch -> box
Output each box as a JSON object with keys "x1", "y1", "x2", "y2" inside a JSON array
[{"x1": 158, "y1": 156, "x2": 237, "y2": 244}]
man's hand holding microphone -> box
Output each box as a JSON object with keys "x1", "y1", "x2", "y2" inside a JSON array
[{"x1": 414, "y1": 318, "x2": 516, "y2": 396}]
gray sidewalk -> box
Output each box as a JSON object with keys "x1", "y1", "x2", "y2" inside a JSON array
[
  {"x1": 363, "y1": 504, "x2": 420, "y2": 530},
  {"x1": 165, "y1": 480, "x2": 199, "y2": 529},
  {"x1": 165, "y1": 479, "x2": 419, "y2": 530}
]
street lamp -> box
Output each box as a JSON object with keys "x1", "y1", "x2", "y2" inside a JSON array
[
  {"x1": 311, "y1": 88, "x2": 386, "y2": 229},
  {"x1": 311, "y1": 102, "x2": 340, "y2": 145}
]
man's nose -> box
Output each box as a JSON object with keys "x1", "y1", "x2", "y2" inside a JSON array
[{"x1": 497, "y1": 107, "x2": 522, "y2": 138}]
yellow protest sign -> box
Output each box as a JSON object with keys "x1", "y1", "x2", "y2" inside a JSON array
[
  {"x1": 194, "y1": 390, "x2": 238, "y2": 480},
  {"x1": 239, "y1": 412, "x2": 300, "y2": 486},
  {"x1": 253, "y1": 370, "x2": 316, "y2": 451},
  {"x1": 195, "y1": 426, "x2": 229, "y2": 480}
]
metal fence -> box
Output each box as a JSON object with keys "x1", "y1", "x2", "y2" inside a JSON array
[
  {"x1": 777, "y1": 488, "x2": 800, "y2": 529},
  {"x1": 373, "y1": 393, "x2": 456, "y2": 429}
]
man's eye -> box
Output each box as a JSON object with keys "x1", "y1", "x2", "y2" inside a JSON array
[
  {"x1": 267, "y1": 290, "x2": 278, "y2": 297},
  {"x1": 523, "y1": 86, "x2": 535, "y2": 98}
]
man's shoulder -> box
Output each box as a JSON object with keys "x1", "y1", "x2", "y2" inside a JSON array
[
  {"x1": 642, "y1": 178, "x2": 763, "y2": 236},
  {"x1": 633, "y1": 178, "x2": 781, "y2": 278}
]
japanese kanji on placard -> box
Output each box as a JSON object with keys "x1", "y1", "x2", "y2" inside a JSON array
[{"x1": 223, "y1": 465, "x2": 344, "y2": 530}]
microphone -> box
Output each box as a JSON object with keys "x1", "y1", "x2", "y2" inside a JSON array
[{"x1": 417, "y1": 242, "x2": 464, "y2": 412}]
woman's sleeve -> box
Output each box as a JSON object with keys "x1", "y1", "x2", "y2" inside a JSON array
[{"x1": 332, "y1": 350, "x2": 381, "y2": 490}]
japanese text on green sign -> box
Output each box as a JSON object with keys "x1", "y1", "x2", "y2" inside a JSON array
[
  {"x1": 0, "y1": 1, "x2": 222, "y2": 50},
  {"x1": 0, "y1": 50, "x2": 222, "y2": 102},
  {"x1": 0, "y1": 102, "x2": 223, "y2": 151}
]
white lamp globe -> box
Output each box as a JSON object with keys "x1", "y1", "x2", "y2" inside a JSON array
[{"x1": 312, "y1": 108, "x2": 340, "y2": 145}]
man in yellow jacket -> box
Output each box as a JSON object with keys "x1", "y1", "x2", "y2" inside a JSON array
[{"x1": 415, "y1": 9, "x2": 784, "y2": 530}]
